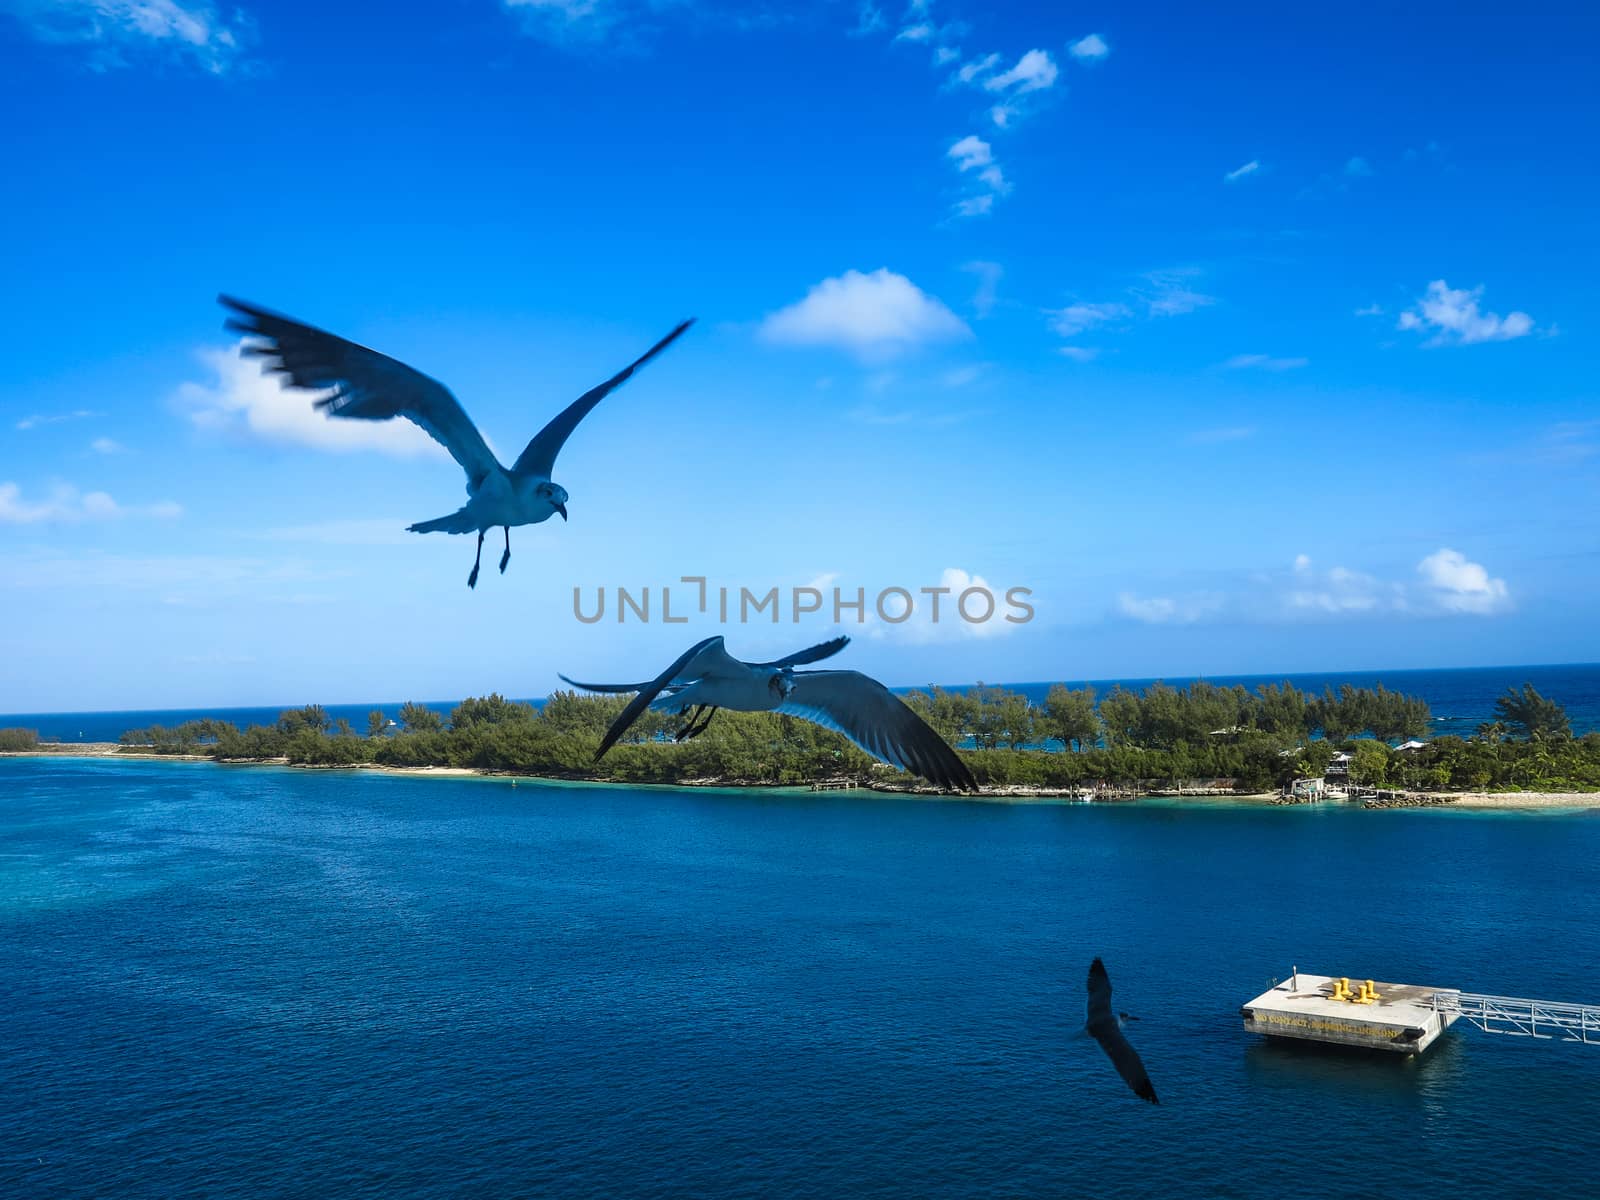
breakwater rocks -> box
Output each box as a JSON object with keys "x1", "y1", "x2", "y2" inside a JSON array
[{"x1": 1361, "y1": 793, "x2": 1460, "y2": 809}]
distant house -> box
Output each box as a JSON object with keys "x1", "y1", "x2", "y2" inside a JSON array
[{"x1": 1326, "y1": 751, "x2": 1352, "y2": 777}]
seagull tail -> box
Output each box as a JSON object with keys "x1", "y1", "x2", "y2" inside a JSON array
[{"x1": 407, "y1": 507, "x2": 479, "y2": 535}]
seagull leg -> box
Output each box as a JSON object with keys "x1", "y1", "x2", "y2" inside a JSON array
[
  {"x1": 468, "y1": 530, "x2": 485, "y2": 589},
  {"x1": 682, "y1": 707, "x2": 719, "y2": 741},
  {"x1": 499, "y1": 526, "x2": 511, "y2": 574},
  {"x1": 674, "y1": 706, "x2": 705, "y2": 742}
]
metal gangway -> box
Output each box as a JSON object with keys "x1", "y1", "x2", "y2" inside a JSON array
[{"x1": 1432, "y1": 989, "x2": 1600, "y2": 1045}]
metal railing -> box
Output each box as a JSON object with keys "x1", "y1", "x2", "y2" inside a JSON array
[{"x1": 1432, "y1": 989, "x2": 1600, "y2": 1045}]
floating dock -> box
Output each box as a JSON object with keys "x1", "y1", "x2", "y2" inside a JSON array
[{"x1": 1241, "y1": 971, "x2": 1459, "y2": 1055}]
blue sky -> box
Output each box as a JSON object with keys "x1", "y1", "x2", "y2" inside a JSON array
[{"x1": 1, "y1": 0, "x2": 1597, "y2": 711}]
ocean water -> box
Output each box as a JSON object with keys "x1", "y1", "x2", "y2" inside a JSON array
[
  {"x1": 6, "y1": 662, "x2": 1599, "y2": 743},
  {"x1": 2, "y1": 756, "x2": 1597, "y2": 1199}
]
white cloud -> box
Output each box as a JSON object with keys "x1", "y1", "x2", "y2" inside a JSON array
[
  {"x1": 1224, "y1": 354, "x2": 1308, "y2": 371},
  {"x1": 870, "y1": 567, "x2": 1024, "y2": 643},
  {"x1": 988, "y1": 103, "x2": 1014, "y2": 128},
  {"x1": 1047, "y1": 301, "x2": 1130, "y2": 337},
  {"x1": 1417, "y1": 548, "x2": 1510, "y2": 614},
  {"x1": 176, "y1": 344, "x2": 447, "y2": 459},
  {"x1": 1115, "y1": 550, "x2": 1512, "y2": 627},
  {"x1": 1345, "y1": 156, "x2": 1374, "y2": 177},
  {"x1": 1068, "y1": 33, "x2": 1109, "y2": 61},
  {"x1": 983, "y1": 48, "x2": 1057, "y2": 94},
  {"x1": 948, "y1": 135, "x2": 1009, "y2": 217},
  {"x1": 962, "y1": 260, "x2": 1002, "y2": 317},
  {"x1": 503, "y1": 0, "x2": 619, "y2": 43},
  {"x1": 758, "y1": 269, "x2": 971, "y2": 359},
  {"x1": 895, "y1": 21, "x2": 933, "y2": 42},
  {"x1": 947, "y1": 134, "x2": 993, "y2": 171},
  {"x1": 0, "y1": 481, "x2": 180, "y2": 524},
  {"x1": 848, "y1": 2, "x2": 887, "y2": 37},
  {"x1": 1058, "y1": 346, "x2": 1100, "y2": 363},
  {"x1": 90, "y1": 437, "x2": 128, "y2": 454},
  {"x1": 7, "y1": 0, "x2": 249, "y2": 73},
  {"x1": 940, "y1": 364, "x2": 985, "y2": 388},
  {"x1": 953, "y1": 51, "x2": 1000, "y2": 84},
  {"x1": 1354, "y1": 303, "x2": 1384, "y2": 317},
  {"x1": 1397, "y1": 280, "x2": 1536, "y2": 346},
  {"x1": 1137, "y1": 270, "x2": 1216, "y2": 317},
  {"x1": 1117, "y1": 591, "x2": 1224, "y2": 625},
  {"x1": 1224, "y1": 160, "x2": 1261, "y2": 183},
  {"x1": 933, "y1": 45, "x2": 959, "y2": 64},
  {"x1": 16, "y1": 409, "x2": 99, "y2": 431}
]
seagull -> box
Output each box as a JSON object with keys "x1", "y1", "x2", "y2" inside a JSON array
[
  {"x1": 559, "y1": 635, "x2": 978, "y2": 793},
  {"x1": 219, "y1": 296, "x2": 694, "y2": 588},
  {"x1": 1078, "y1": 958, "x2": 1159, "y2": 1104}
]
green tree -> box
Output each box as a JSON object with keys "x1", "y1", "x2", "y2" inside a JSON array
[
  {"x1": 1098, "y1": 687, "x2": 1141, "y2": 747},
  {"x1": 1494, "y1": 684, "x2": 1572, "y2": 742},
  {"x1": 398, "y1": 702, "x2": 444, "y2": 733},
  {"x1": 367, "y1": 710, "x2": 389, "y2": 738},
  {"x1": 277, "y1": 705, "x2": 330, "y2": 735},
  {"x1": 450, "y1": 693, "x2": 533, "y2": 729},
  {"x1": 1349, "y1": 739, "x2": 1390, "y2": 786},
  {"x1": 1042, "y1": 684, "x2": 1101, "y2": 751}
]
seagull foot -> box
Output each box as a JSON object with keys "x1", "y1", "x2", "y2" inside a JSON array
[
  {"x1": 499, "y1": 549, "x2": 510, "y2": 574},
  {"x1": 467, "y1": 565, "x2": 480, "y2": 589}
]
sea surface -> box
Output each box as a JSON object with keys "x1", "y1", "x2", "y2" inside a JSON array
[
  {"x1": 3, "y1": 756, "x2": 1597, "y2": 1198},
  {"x1": 5, "y1": 662, "x2": 1599, "y2": 743}
]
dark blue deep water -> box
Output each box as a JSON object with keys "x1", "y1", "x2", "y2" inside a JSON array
[
  {"x1": 3, "y1": 757, "x2": 1598, "y2": 1198},
  {"x1": 6, "y1": 662, "x2": 1599, "y2": 743}
]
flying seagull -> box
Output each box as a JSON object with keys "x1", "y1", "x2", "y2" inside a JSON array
[
  {"x1": 559, "y1": 635, "x2": 978, "y2": 793},
  {"x1": 1079, "y1": 958, "x2": 1159, "y2": 1104},
  {"x1": 219, "y1": 296, "x2": 694, "y2": 588}
]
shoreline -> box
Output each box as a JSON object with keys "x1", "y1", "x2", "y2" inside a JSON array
[{"x1": 7, "y1": 746, "x2": 1598, "y2": 810}]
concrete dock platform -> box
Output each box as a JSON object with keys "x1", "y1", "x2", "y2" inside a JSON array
[{"x1": 1241, "y1": 971, "x2": 1460, "y2": 1055}]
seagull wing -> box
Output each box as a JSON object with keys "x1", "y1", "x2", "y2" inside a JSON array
[
  {"x1": 778, "y1": 671, "x2": 976, "y2": 792},
  {"x1": 750, "y1": 636, "x2": 851, "y2": 670},
  {"x1": 1086, "y1": 959, "x2": 1158, "y2": 1104},
  {"x1": 220, "y1": 295, "x2": 500, "y2": 489},
  {"x1": 511, "y1": 319, "x2": 695, "y2": 480},
  {"x1": 592, "y1": 636, "x2": 723, "y2": 760}
]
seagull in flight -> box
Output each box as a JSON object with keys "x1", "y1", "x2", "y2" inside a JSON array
[
  {"x1": 560, "y1": 635, "x2": 978, "y2": 793},
  {"x1": 219, "y1": 296, "x2": 694, "y2": 588},
  {"x1": 1078, "y1": 958, "x2": 1159, "y2": 1104}
]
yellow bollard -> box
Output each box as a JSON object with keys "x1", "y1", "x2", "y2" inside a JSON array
[
  {"x1": 1331, "y1": 977, "x2": 1352, "y2": 1001},
  {"x1": 1365, "y1": 979, "x2": 1381, "y2": 1000}
]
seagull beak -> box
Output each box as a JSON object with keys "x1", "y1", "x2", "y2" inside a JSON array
[{"x1": 554, "y1": 502, "x2": 568, "y2": 521}]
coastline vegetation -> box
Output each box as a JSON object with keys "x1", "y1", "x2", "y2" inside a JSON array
[
  {"x1": 0, "y1": 728, "x2": 40, "y2": 752},
  {"x1": 103, "y1": 681, "x2": 1600, "y2": 795}
]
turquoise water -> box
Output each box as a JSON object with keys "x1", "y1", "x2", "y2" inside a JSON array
[{"x1": 3, "y1": 756, "x2": 1598, "y2": 1198}]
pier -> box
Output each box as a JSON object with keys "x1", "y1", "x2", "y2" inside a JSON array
[
  {"x1": 1243, "y1": 969, "x2": 1600, "y2": 1055},
  {"x1": 1241, "y1": 971, "x2": 1457, "y2": 1054}
]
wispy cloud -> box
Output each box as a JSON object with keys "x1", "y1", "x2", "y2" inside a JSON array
[
  {"x1": 982, "y1": 48, "x2": 1057, "y2": 94},
  {"x1": 1116, "y1": 549, "x2": 1511, "y2": 626},
  {"x1": 1397, "y1": 280, "x2": 1536, "y2": 346},
  {"x1": 1047, "y1": 301, "x2": 1130, "y2": 337},
  {"x1": 848, "y1": 2, "x2": 887, "y2": 37},
  {"x1": 1068, "y1": 33, "x2": 1109, "y2": 62},
  {"x1": 962, "y1": 260, "x2": 1003, "y2": 318},
  {"x1": 1224, "y1": 160, "x2": 1261, "y2": 183},
  {"x1": 1223, "y1": 354, "x2": 1307, "y2": 371},
  {"x1": 176, "y1": 344, "x2": 447, "y2": 459},
  {"x1": 947, "y1": 134, "x2": 1010, "y2": 218},
  {"x1": 758, "y1": 269, "x2": 971, "y2": 360},
  {"x1": 0, "y1": 481, "x2": 180, "y2": 524},
  {"x1": 1133, "y1": 269, "x2": 1216, "y2": 317},
  {"x1": 5, "y1": 0, "x2": 251, "y2": 73},
  {"x1": 1354, "y1": 303, "x2": 1384, "y2": 317},
  {"x1": 16, "y1": 409, "x2": 100, "y2": 431},
  {"x1": 90, "y1": 436, "x2": 128, "y2": 454},
  {"x1": 1345, "y1": 155, "x2": 1374, "y2": 177},
  {"x1": 1057, "y1": 346, "x2": 1100, "y2": 363}
]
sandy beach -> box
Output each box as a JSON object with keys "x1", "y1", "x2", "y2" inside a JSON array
[{"x1": 7, "y1": 746, "x2": 1598, "y2": 810}]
